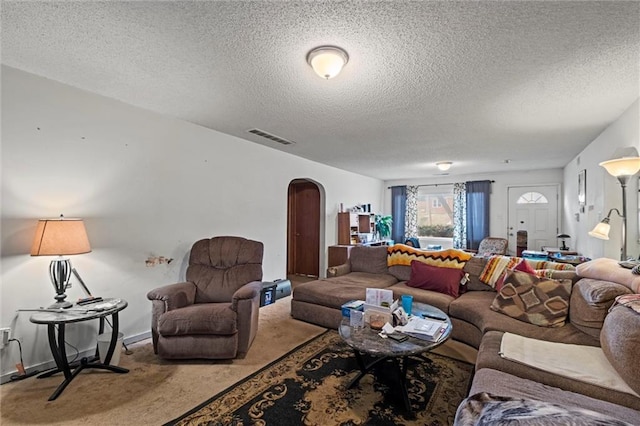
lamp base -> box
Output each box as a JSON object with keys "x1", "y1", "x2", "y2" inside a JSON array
[
  {"x1": 48, "y1": 300, "x2": 73, "y2": 309},
  {"x1": 49, "y1": 259, "x2": 73, "y2": 309}
]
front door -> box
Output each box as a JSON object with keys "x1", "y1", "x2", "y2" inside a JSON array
[
  {"x1": 507, "y1": 185, "x2": 559, "y2": 256},
  {"x1": 287, "y1": 180, "x2": 320, "y2": 277}
]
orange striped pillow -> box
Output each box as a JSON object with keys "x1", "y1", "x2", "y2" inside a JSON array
[{"x1": 479, "y1": 255, "x2": 522, "y2": 288}]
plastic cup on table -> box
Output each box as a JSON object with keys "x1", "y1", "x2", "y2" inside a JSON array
[{"x1": 401, "y1": 294, "x2": 413, "y2": 316}]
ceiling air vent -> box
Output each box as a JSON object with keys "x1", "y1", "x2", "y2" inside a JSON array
[{"x1": 247, "y1": 129, "x2": 296, "y2": 145}]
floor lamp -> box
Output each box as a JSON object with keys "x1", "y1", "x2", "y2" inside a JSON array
[
  {"x1": 30, "y1": 215, "x2": 92, "y2": 308},
  {"x1": 589, "y1": 148, "x2": 640, "y2": 261}
]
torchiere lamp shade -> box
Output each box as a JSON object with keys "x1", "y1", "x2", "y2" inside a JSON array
[
  {"x1": 589, "y1": 221, "x2": 611, "y2": 240},
  {"x1": 31, "y1": 217, "x2": 91, "y2": 256}
]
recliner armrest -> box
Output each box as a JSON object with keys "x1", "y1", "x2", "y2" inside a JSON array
[
  {"x1": 232, "y1": 281, "x2": 262, "y2": 310},
  {"x1": 147, "y1": 281, "x2": 196, "y2": 311}
]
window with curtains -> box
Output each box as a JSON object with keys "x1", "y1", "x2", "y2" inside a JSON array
[{"x1": 417, "y1": 186, "x2": 454, "y2": 239}]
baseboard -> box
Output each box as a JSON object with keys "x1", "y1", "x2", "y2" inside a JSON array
[{"x1": 0, "y1": 330, "x2": 152, "y2": 385}]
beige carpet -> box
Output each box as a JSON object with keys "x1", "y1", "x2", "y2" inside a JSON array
[{"x1": 0, "y1": 296, "x2": 325, "y2": 425}]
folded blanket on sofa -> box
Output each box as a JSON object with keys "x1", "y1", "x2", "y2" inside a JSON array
[
  {"x1": 387, "y1": 244, "x2": 471, "y2": 269},
  {"x1": 577, "y1": 258, "x2": 640, "y2": 293},
  {"x1": 499, "y1": 332, "x2": 639, "y2": 397}
]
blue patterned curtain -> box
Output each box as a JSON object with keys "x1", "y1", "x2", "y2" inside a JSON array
[
  {"x1": 391, "y1": 186, "x2": 406, "y2": 244},
  {"x1": 453, "y1": 182, "x2": 467, "y2": 249},
  {"x1": 466, "y1": 180, "x2": 492, "y2": 250},
  {"x1": 405, "y1": 186, "x2": 419, "y2": 239}
]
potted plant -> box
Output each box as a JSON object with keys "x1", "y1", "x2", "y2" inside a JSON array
[{"x1": 375, "y1": 214, "x2": 393, "y2": 240}]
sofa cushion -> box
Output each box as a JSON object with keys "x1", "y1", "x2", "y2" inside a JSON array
[
  {"x1": 463, "y1": 256, "x2": 493, "y2": 291},
  {"x1": 292, "y1": 272, "x2": 397, "y2": 309},
  {"x1": 490, "y1": 270, "x2": 571, "y2": 327},
  {"x1": 466, "y1": 369, "x2": 640, "y2": 425},
  {"x1": 577, "y1": 258, "x2": 640, "y2": 293},
  {"x1": 569, "y1": 278, "x2": 632, "y2": 337},
  {"x1": 476, "y1": 331, "x2": 638, "y2": 410},
  {"x1": 406, "y1": 260, "x2": 464, "y2": 298},
  {"x1": 455, "y1": 391, "x2": 636, "y2": 426},
  {"x1": 450, "y1": 292, "x2": 598, "y2": 345},
  {"x1": 601, "y1": 304, "x2": 640, "y2": 395},
  {"x1": 388, "y1": 264, "x2": 411, "y2": 281},
  {"x1": 158, "y1": 303, "x2": 236, "y2": 336},
  {"x1": 350, "y1": 246, "x2": 389, "y2": 274}
]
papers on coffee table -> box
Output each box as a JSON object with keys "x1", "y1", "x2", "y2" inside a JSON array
[{"x1": 395, "y1": 316, "x2": 449, "y2": 342}]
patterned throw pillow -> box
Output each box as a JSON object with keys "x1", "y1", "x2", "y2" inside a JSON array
[
  {"x1": 387, "y1": 244, "x2": 472, "y2": 269},
  {"x1": 524, "y1": 259, "x2": 576, "y2": 271},
  {"x1": 479, "y1": 255, "x2": 522, "y2": 288},
  {"x1": 495, "y1": 259, "x2": 537, "y2": 291},
  {"x1": 490, "y1": 270, "x2": 572, "y2": 327}
]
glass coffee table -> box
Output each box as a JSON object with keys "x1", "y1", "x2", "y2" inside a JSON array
[{"x1": 338, "y1": 302, "x2": 452, "y2": 417}]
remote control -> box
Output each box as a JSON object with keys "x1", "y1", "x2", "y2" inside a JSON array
[
  {"x1": 388, "y1": 333, "x2": 408, "y2": 342},
  {"x1": 422, "y1": 313, "x2": 447, "y2": 321}
]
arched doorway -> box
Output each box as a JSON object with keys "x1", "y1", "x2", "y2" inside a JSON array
[{"x1": 287, "y1": 179, "x2": 322, "y2": 277}]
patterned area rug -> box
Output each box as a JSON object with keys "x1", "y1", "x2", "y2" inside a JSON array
[{"x1": 168, "y1": 330, "x2": 474, "y2": 426}]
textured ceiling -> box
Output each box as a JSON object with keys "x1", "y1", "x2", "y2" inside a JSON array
[{"x1": 2, "y1": 1, "x2": 639, "y2": 180}]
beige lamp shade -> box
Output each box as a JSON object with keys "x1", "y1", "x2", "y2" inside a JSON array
[
  {"x1": 31, "y1": 217, "x2": 91, "y2": 256},
  {"x1": 599, "y1": 147, "x2": 640, "y2": 178},
  {"x1": 588, "y1": 221, "x2": 610, "y2": 240},
  {"x1": 600, "y1": 157, "x2": 640, "y2": 177}
]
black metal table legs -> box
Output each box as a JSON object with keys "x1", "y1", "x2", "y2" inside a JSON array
[
  {"x1": 37, "y1": 313, "x2": 129, "y2": 401},
  {"x1": 346, "y1": 350, "x2": 414, "y2": 418}
]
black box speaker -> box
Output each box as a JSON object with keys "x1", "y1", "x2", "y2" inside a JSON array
[{"x1": 260, "y1": 284, "x2": 277, "y2": 307}]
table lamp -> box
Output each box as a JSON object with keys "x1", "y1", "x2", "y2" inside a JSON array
[
  {"x1": 557, "y1": 234, "x2": 571, "y2": 251},
  {"x1": 30, "y1": 215, "x2": 91, "y2": 309}
]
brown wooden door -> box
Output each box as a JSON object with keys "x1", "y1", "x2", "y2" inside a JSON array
[{"x1": 288, "y1": 180, "x2": 320, "y2": 277}]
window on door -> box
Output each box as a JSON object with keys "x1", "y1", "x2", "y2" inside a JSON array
[
  {"x1": 417, "y1": 187, "x2": 454, "y2": 240},
  {"x1": 517, "y1": 192, "x2": 549, "y2": 204}
]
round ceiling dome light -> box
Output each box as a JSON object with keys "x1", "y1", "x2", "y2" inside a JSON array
[
  {"x1": 436, "y1": 161, "x2": 453, "y2": 171},
  {"x1": 307, "y1": 46, "x2": 349, "y2": 79}
]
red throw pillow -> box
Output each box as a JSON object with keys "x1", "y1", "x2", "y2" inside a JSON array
[
  {"x1": 495, "y1": 259, "x2": 537, "y2": 291},
  {"x1": 406, "y1": 260, "x2": 464, "y2": 298}
]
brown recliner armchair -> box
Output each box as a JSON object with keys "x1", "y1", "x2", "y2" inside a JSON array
[{"x1": 147, "y1": 236, "x2": 263, "y2": 360}]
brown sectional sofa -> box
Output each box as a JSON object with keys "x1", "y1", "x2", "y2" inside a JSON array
[{"x1": 290, "y1": 245, "x2": 640, "y2": 423}]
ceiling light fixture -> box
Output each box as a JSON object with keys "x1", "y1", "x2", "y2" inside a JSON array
[
  {"x1": 307, "y1": 46, "x2": 349, "y2": 79},
  {"x1": 436, "y1": 161, "x2": 452, "y2": 171}
]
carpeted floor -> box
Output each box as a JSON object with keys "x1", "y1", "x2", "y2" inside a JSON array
[
  {"x1": 169, "y1": 330, "x2": 474, "y2": 426},
  {"x1": 0, "y1": 296, "x2": 325, "y2": 425},
  {"x1": 0, "y1": 289, "x2": 477, "y2": 425}
]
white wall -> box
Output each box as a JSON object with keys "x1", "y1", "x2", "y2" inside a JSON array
[
  {"x1": 563, "y1": 99, "x2": 640, "y2": 260},
  {"x1": 0, "y1": 66, "x2": 384, "y2": 377},
  {"x1": 384, "y1": 168, "x2": 564, "y2": 255}
]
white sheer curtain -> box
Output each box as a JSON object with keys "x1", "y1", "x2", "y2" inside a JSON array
[
  {"x1": 405, "y1": 186, "x2": 419, "y2": 239},
  {"x1": 453, "y1": 182, "x2": 467, "y2": 249}
]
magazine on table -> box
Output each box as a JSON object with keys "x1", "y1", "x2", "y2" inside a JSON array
[{"x1": 396, "y1": 316, "x2": 449, "y2": 342}]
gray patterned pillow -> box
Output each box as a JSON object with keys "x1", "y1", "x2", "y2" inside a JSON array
[{"x1": 490, "y1": 270, "x2": 571, "y2": 327}]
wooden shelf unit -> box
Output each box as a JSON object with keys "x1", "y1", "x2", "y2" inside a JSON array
[{"x1": 337, "y1": 212, "x2": 376, "y2": 245}]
